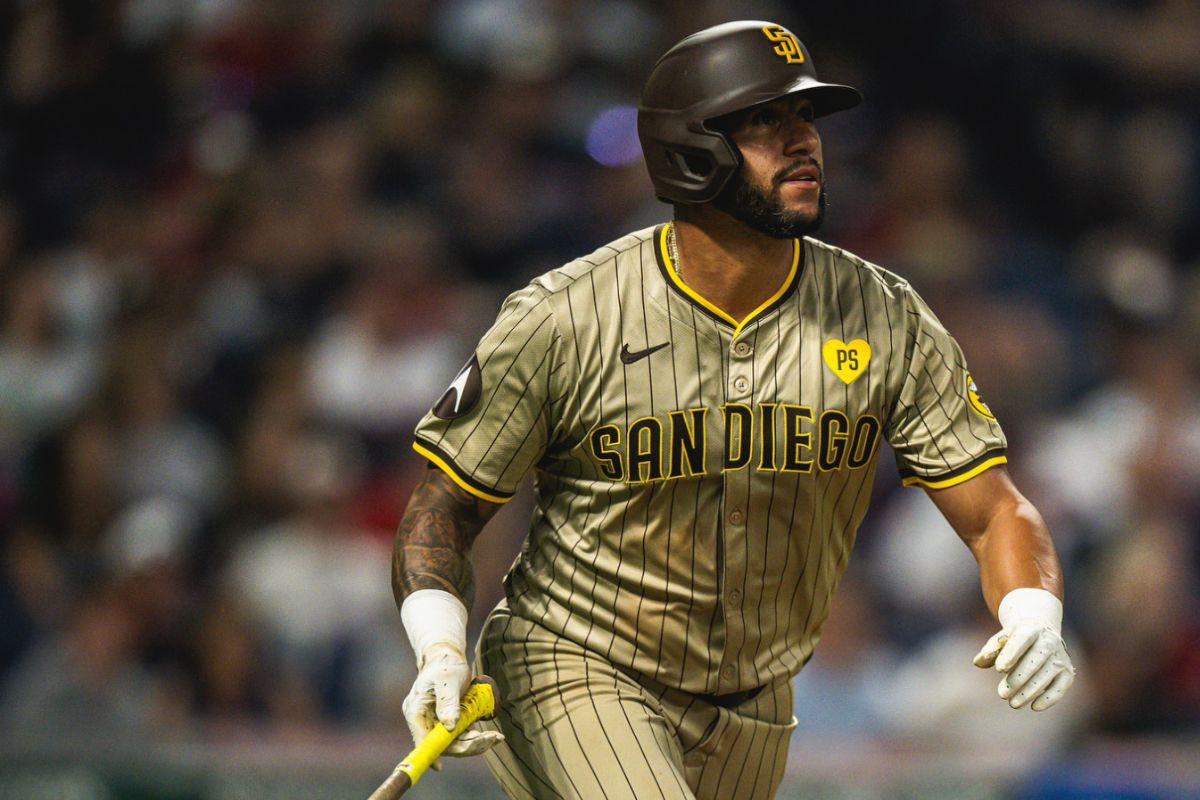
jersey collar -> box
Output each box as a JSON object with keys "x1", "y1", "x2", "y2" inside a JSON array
[{"x1": 655, "y1": 223, "x2": 803, "y2": 338}]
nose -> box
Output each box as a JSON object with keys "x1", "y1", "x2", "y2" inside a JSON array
[{"x1": 782, "y1": 118, "x2": 818, "y2": 157}]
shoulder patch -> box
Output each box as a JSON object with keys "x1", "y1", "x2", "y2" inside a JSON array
[
  {"x1": 966, "y1": 372, "x2": 995, "y2": 420},
  {"x1": 433, "y1": 355, "x2": 482, "y2": 420}
]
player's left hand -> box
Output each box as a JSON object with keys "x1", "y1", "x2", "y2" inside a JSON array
[{"x1": 973, "y1": 587, "x2": 1076, "y2": 711}]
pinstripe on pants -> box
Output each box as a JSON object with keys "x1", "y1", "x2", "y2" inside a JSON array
[{"x1": 476, "y1": 603, "x2": 797, "y2": 800}]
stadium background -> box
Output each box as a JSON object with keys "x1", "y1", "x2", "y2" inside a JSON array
[{"x1": 1, "y1": 0, "x2": 1198, "y2": 797}]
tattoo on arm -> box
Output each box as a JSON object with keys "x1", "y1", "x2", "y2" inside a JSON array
[{"x1": 392, "y1": 466, "x2": 499, "y2": 609}]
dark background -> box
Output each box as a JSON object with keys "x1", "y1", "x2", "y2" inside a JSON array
[{"x1": 1, "y1": 1, "x2": 1198, "y2": 797}]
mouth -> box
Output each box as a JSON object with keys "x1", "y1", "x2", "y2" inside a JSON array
[{"x1": 778, "y1": 164, "x2": 821, "y2": 190}]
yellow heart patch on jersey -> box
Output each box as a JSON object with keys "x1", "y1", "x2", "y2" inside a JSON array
[{"x1": 822, "y1": 339, "x2": 871, "y2": 384}]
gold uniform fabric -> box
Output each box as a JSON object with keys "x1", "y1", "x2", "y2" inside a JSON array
[
  {"x1": 475, "y1": 603, "x2": 796, "y2": 800},
  {"x1": 413, "y1": 223, "x2": 1006, "y2": 697}
]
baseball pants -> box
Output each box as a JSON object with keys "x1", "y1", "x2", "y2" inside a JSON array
[{"x1": 474, "y1": 604, "x2": 798, "y2": 800}]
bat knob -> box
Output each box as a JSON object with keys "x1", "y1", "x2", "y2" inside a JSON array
[
  {"x1": 466, "y1": 675, "x2": 499, "y2": 720},
  {"x1": 458, "y1": 681, "x2": 496, "y2": 724}
]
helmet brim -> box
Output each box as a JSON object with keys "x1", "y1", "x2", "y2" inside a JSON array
[
  {"x1": 706, "y1": 79, "x2": 862, "y2": 128},
  {"x1": 789, "y1": 80, "x2": 862, "y2": 118}
]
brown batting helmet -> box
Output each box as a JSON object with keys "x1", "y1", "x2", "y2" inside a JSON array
[{"x1": 638, "y1": 21, "x2": 861, "y2": 204}]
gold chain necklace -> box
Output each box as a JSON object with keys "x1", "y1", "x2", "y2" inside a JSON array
[{"x1": 668, "y1": 224, "x2": 684, "y2": 283}]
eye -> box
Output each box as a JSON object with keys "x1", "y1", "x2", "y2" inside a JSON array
[
  {"x1": 750, "y1": 109, "x2": 780, "y2": 127},
  {"x1": 798, "y1": 105, "x2": 815, "y2": 122}
]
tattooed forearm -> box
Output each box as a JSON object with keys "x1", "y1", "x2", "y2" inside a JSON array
[{"x1": 392, "y1": 466, "x2": 500, "y2": 608}]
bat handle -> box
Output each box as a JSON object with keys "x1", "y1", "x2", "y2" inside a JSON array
[
  {"x1": 367, "y1": 771, "x2": 412, "y2": 800},
  {"x1": 368, "y1": 678, "x2": 498, "y2": 799}
]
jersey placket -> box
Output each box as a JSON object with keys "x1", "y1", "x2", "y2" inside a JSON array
[{"x1": 717, "y1": 329, "x2": 754, "y2": 691}]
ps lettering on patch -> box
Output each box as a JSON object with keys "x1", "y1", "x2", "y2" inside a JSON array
[{"x1": 433, "y1": 355, "x2": 482, "y2": 420}]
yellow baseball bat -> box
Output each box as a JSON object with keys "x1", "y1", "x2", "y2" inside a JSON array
[{"x1": 368, "y1": 677, "x2": 498, "y2": 799}]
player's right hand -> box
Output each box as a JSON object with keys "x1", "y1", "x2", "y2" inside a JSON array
[{"x1": 402, "y1": 642, "x2": 505, "y2": 757}]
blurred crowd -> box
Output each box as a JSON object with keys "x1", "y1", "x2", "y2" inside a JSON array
[{"x1": 1, "y1": 0, "x2": 1198, "y2": 762}]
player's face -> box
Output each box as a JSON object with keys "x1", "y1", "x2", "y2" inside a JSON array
[{"x1": 712, "y1": 95, "x2": 826, "y2": 238}]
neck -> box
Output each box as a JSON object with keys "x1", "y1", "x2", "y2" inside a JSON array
[{"x1": 671, "y1": 206, "x2": 797, "y2": 324}]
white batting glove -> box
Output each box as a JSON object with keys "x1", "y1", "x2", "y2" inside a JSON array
[
  {"x1": 973, "y1": 587, "x2": 1076, "y2": 711},
  {"x1": 401, "y1": 590, "x2": 504, "y2": 757}
]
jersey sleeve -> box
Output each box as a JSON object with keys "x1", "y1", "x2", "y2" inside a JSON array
[
  {"x1": 885, "y1": 285, "x2": 1008, "y2": 489},
  {"x1": 413, "y1": 284, "x2": 564, "y2": 503}
]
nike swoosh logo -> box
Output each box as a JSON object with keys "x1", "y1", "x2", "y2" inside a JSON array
[{"x1": 620, "y1": 341, "x2": 669, "y2": 365}]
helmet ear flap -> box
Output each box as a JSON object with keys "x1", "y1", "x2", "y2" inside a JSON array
[
  {"x1": 639, "y1": 121, "x2": 741, "y2": 204},
  {"x1": 672, "y1": 150, "x2": 715, "y2": 180}
]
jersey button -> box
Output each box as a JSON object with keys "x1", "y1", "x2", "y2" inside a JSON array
[
  {"x1": 728, "y1": 509, "x2": 744, "y2": 525},
  {"x1": 728, "y1": 589, "x2": 742, "y2": 605},
  {"x1": 733, "y1": 341, "x2": 752, "y2": 357},
  {"x1": 721, "y1": 665, "x2": 735, "y2": 681},
  {"x1": 733, "y1": 376, "x2": 749, "y2": 393}
]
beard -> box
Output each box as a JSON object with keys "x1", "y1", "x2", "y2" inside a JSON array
[{"x1": 713, "y1": 160, "x2": 827, "y2": 238}]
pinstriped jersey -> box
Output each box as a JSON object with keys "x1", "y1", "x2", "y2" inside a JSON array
[{"x1": 413, "y1": 223, "x2": 1006, "y2": 695}]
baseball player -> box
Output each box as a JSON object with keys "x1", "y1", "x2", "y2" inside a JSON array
[{"x1": 393, "y1": 20, "x2": 1076, "y2": 800}]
